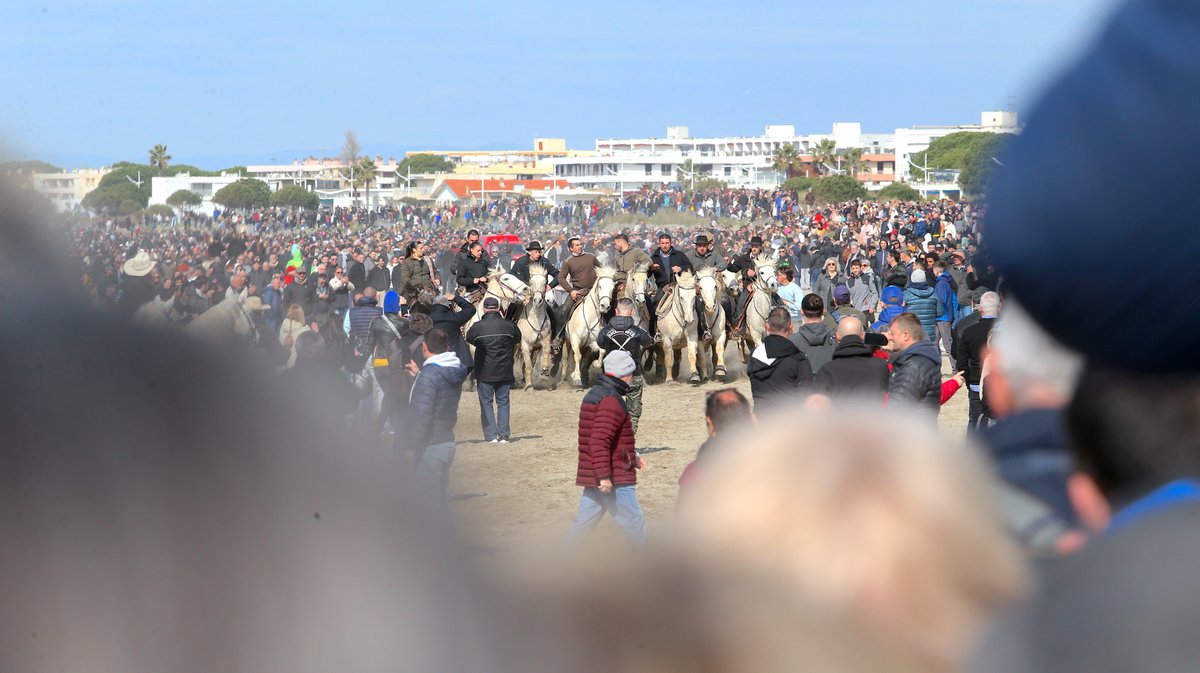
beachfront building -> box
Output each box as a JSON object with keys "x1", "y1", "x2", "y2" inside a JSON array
[
  {"x1": 429, "y1": 178, "x2": 570, "y2": 205},
  {"x1": 149, "y1": 173, "x2": 242, "y2": 211},
  {"x1": 31, "y1": 167, "x2": 112, "y2": 212},
  {"x1": 547, "y1": 123, "x2": 897, "y2": 192}
]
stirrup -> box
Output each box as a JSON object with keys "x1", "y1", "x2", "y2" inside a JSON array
[{"x1": 653, "y1": 333, "x2": 663, "y2": 344}]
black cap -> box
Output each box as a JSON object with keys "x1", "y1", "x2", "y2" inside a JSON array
[
  {"x1": 483, "y1": 297, "x2": 500, "y2": 310},
  {"x1": 749, "y1": 236, "x2": 764, "y2": 246}
]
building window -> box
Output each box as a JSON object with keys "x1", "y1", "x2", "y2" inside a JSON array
[
  {"x1": 644, "y1": 164, "x2": 653, "y2": 176},
  {"x1": 724, "y1": 166, "x2": 732, "y2": 176},
  {"x1": 661, "y1": 164, "x2": 671, "y2": 174}
]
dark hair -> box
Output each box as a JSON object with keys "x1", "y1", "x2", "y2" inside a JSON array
[
  {"x1": 933, "y1": 260, "x2": 948, "y2": 272},
  {"x1": 766, "y1": 307, "x2": 791, "y2": 333},
  {"x1": 467, "y1": 229, "x2": 479, "y2": 237},
  {"x1": 658, "y1": 233, "x2": 672, "y2": 241},
  {"x1": 705, "y1": 388, "x2": 751, "y2": 433},
  {"x1": 801, "y1": 293, "x2": 824, "y2": 318},
  {"x1": 777, "y1": 267, "x2": 794, "y2": 282},
  {"x1": 613, "y1": 233, "x2": 629, "y2": 243},
  {"x1": 469, "y1": 242, "x2": 482, "y2": 252},
  {"x1": 1069, "y1": 369, "x2": 1200, "y2": 500},
  {"x1": 424, "y1": 327, "x2": 449, "y2": 354},
  {"x1": 888, "y1": 250, "x2": 901, "y2": 264}
]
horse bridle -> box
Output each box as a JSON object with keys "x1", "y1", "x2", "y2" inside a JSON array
[
  {"x1": 747, "y1": 266, "x2": 777, "y2": 325},
  {"x1": 668, "y1": 278, "x2": 697, "y2": 327},
  {"x1": 696, "y1": 274, "x2": 722, "y2": 322},
  {"x1": 487, "y1": 274, "x2": 528, "y2": 305},
  {"x1": 521, "y1": 269, "x2": 550, "y2": 333},
  {"x1": 580, "y1": 277, "x2": 614, "y2": 336}
]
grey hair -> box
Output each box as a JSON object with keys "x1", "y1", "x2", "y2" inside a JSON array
[
  {"x1": 979, "y1": 291, "x2": 1001, "y2": 316},
  {"x1": 992, "y1": 301, "x2": 1083, "y2": 407}
]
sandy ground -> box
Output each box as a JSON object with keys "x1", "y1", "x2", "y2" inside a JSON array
[{"x1": 443, "y1": 342, "x2": 969, "y2": 556}]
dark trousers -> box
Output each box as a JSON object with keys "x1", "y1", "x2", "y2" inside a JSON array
[{"x1": 968, "y1": 386, "x2": 990, "y2": 433}]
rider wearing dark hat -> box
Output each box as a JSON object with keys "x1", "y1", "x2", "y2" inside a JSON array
[{"x1": 727, "y1": 234, "x2": 767, "y2": 340}]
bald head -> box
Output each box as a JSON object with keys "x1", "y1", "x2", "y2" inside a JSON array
[{"x1": 835, "y1": 316, "x2": 864, "y2": 341}]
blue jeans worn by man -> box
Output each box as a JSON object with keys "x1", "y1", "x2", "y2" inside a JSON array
[
  {"x1": 417, "y1": 441, "x2": 457, "y2": 504},
  {"x1": 476, "y1": 381, "x2": 511, "y2": 442},
  {"x1": 567, "y1": 485, "x2": 647, "y2": 545}
]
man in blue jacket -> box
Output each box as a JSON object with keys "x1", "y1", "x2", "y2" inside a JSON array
[
  {"x1": 933, "y1": 261, "x2": 959, "y2": 365},
  {"x1": 405, "y1": 328, "x2": 470, "y2": 507}
]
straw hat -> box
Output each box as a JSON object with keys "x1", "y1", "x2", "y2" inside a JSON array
[{"x1": 122, "y1": 251, "x2": 156, "y2": 277}]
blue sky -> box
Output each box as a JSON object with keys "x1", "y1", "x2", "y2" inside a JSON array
[{"x1": 1, "y1": 0, "x2": 1121, "y2": 169}]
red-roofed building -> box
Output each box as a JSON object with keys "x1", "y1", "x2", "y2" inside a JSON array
[{"x1": 431, "y1": 178, "x2": 570, "y2": 203}]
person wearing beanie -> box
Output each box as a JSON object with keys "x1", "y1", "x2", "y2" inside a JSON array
[
  {"x1": 830, "y1": 283, "x2": 868, "y2": 328},
  {"x1": 363, "y1": 290, "x2": 414, "y2": 437},
  {"x1": 568, "y1": 349, "x2": 646, "y2": 545},
  {"x1": 871, "y1": 285, "x2": 907, "y2": 332},
  {"x1": 465, "y1": 295, "x2": 521, "y2": 443},
  {"x1": 902, "y1": 268, "x2": 941, "y2": 342}
]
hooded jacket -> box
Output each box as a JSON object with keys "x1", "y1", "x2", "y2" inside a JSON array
[
  {"x1": 788, "y1": 322, "x2": 837, "y2": 371},
  {"x1": 902, "y1": 283, "x2": 940, "y2": 340},
  {"x1": 815, "y1": 335, "x2": 890, "y2": 399},
  {"x1": 597, "y1": 315, "x2": 654, "y2": 376},
  {"x1": 408, "y1": 351, "x2": 470, "y2": 450},
  {"x1": 934, "y1": 271, "x2": 959, "y2": 324},
  {"x1": 888, "y1": 339, "x2": 942, "y2": 412},
  {"x1": 429, "y1": 295, "x2": 477, "y2": 369},
  {"x1": 871, "y1": 285, "x2": 907, "y2": 331},
  {"x1": 747, "y1": 334, "x2": 813, "y2": 407}
]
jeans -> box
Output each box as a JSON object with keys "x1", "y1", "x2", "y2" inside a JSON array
[
  {"x1": 567, "y1": 485, "x2": 647, "y2": 545},
  {"x1": 416, "y1": 441, "x2": 457, "y2": 504},
  {"x1": 968, "y1": 385, "x2": 990, "y2": 434},
  {"x1": 957, "y1": 305, "x2": 973, "y2": 322},
  {"x1": 477, "y1": 381, "x2": 511, "y2": 440}
]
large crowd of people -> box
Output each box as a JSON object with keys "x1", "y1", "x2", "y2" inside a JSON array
[{"x1": 10, "y1": 0, "x2": 1199, "y2": 665}]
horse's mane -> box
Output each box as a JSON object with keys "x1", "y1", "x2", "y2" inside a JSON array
[
  {"x1": 595, "y1": 265, "x2": 616, "y2": 279},
  {"x1": 754, "y1": 254, "x2": 777, "y2": 267},
  {"x1": 528, "y1": 261, "x2": 545, "y2": 276},
  {"x1": 184, "y1": 298, "x2": 246, "y2": 337},
  {"x1": 675, "y1": 270, "x2": 696, "y2": 287},
  {"x1": 695, "y1": 266, "x2": 717, "y2": 279},
  {"x1": 631, "y1": 262, "x2": 650, "y2": 275}
]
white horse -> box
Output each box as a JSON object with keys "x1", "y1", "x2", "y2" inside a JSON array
[
  {"x1": 182, "y1": 295, "x2": 260, "y2": 347},
  {"x1": 655, "y1": 271, "x2": 701, "y2": 384},
  {"x1": 516, "y1": 262, "x2": 553, "y2": 390},
  {"x1": 132, "y1": 295, "x2": 178, "y2": 330},
  {"x1": 695, "y1": 266, "x2": 729, "y2": 381},
  {"x1": 565, "y1": 266, "x2": 617, "y2": 388},
  {"x1": 738, "y1": 255, "x2": 779, "y2": 364},
  {"x1": 620, "y1": 263, "x2": 652, "y2": 330}
]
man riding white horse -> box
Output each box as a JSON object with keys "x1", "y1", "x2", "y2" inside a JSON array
[
  {"x1": 727, "y1": 234, "x2": 768, "y2": 340},
  {"x1": 552, "y1": 236, "x2": 600, "y2": 353},
  {"x1": 509, "y1": 239, "x2": 560, "y2": 322},
  {"x1": 646, "y1": 232, "x2": 696, "y2": 342},
  {"x1": 684, "y1": 233, "x2": 726, "y2": 341}
]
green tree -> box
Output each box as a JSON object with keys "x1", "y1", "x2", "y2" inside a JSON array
[
  {"x1": 876, "y1": 182, "x2": 924, "y2": 202},
  {"x1": 813, "y1": 175, "x2": 868, "y2": 203},
  {"x1": 781, "y1": 176, "x2": 817, "y2": 193},
  {"x1": 149, "y1": 144, "x2": 171, "y2": 176},
  {"x1": 166, "y1": 189, "x2": 202, "y2": 207},
  {"x1": 269, "y1": 185, "x2": 320, "y2": 210},
  {"x1": 143, "y1": 204, "x2": 175, "y2": 219},
  {"x1": 357, "y1": 157, "x2": 379, "y2": 207},
  {"x1": 811, "y1": 139, "x2": 838, "y2": 175},
  {"x1": 676, "y1": 159, "x2": 709, "y2": 187},
  {"x1": 957, "y1": 135, "x2": 1009, "y2": 195},
  {"x1": 213, "y1": 178, "x2": 271, "y2": 209},
  {"x1": 771, "y1": 144, "x2": 802, "y2": 179},
  {"x1": 840, "y1": 147, "x2": 865, "y2": 176},
  {"x1": 907, "y1": 132, "x2": 1008, "y2": 185},
  {"x1": 690, "y1": 177, "x2": 727, "y2": 191},
  {"x1": 397, "y1": 154, "x2": 453, "y2": 175}
]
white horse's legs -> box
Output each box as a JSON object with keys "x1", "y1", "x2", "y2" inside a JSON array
[{"x1": 685, "y1": 334, "x2": 700, "y2": 383}]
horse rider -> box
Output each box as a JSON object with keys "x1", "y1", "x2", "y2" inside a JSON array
[
  {"x1": 452, "y1": 229, "x2": 488, "y2": 280},
  {"x1": 552, "y1": 236, "x2": 600, "y2": 352},
  {"x1": 647, "y1": 232, "x2": 694, "y2": 341},
  {"x1": 685, "y1": 234, "x2": 727, "y2": 340},
  {"x1": 726, "y1": 234, "x2": 766, "y2": 340},
  {"x1": 455, "y1": 241, "x2": 491, "y2": 304},
  {"x1": 612, "y1": 233, "x2": 651, "y2": 314},
  {"x1": 397, "y1": 240, "x2": 438, "y2": 310},
  {"x1": 509, "y1": 240, "x2": 560, "y2": 325}
]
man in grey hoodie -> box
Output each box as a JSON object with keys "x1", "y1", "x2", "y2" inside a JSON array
[{"x1": 788, "y1": 294, "x2": 837, "y2": 372}]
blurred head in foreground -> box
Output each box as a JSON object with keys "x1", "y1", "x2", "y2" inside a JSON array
[
  {"x1": 675, "y1": 404, "x2": 1029, "y2": 671},
  {"x1": 0, "y1": 179, "x2": 495, "y2": 672}
]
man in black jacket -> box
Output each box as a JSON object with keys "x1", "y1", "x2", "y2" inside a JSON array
[
  {"x1": 959, "y1": 290, "x2": 1001, "y2": 431},
  {"x1": 405, "y1": 328, "x2": 470, "y2": 506},
  {"x1": 456, "y1": 242, "x2": 491, "y2": 300},
  {"x1": 347, "y1": 250, "x2": 367, "y2": 295},
  {"x1": 815, "y1": 316, "x2": 889, "y2": 400},
  {"x1": 597, "y1": 298, "x2": 654, "y2": 435},
  {"x1": 886, "y1": 312, "x2": 942, "y2": 415},
  {"x1": 646, "y1": 233, "x2": 692, "y2": 337},
  {"x1": 746, "y1": 307, "x2": 813, "y2": 411},
  {"x1": 429, "y1": 293, "x2": 476, "y2": 372},
  {"x1": 366, "y1": 251, "x2": 390, "y2": 293},
  {"x1": 465, "y1": 297, "x2": 521, "y2": 443}
]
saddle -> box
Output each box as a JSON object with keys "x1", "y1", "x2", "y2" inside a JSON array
[{"x1": 655, "y1": 283, "x2": 676, "y2": 318}]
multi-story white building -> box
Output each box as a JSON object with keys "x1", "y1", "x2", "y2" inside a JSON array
[
  {"x1": 31, "y1": 167, "x2": 111, "y2": 212},
  {"x1": 149, "y1": 173, "x2": 242, "y2": 211},
  {"x1": 245, "y1": 156, "x2": 401, "y2": 198}
]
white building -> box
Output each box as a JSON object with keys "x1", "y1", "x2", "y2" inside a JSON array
[
  {"x1": 245, "y1": 156, "x2": 402, "y2": 208},
  {"x1": 149, "y1": 173, "x2": 242, "y2": 211},
  {"x1": 893, "y1": 111, "x2": 1019, "y2": 192},
  {"x1": 31, "y1": 167, "x2": 111, "y2": 212}
]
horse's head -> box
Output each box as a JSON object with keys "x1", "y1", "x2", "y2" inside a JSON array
[
  {"x1": 629, "y1": 263, "x2": 650, "y2": 305},
  {"x1": 720, "y1": 269, "x2": 740, "y2": 294},
  {"x1": 595, "y1": 266, "x2": 616, "y2": 313},
  {"x1": 755, "y1": 255, "x2": 778, "y2": 293},
  {"x1": 526, "y1": 262, "x2": 548, "y2": 306},
  {"x1": 230, "y1": 296, "x2": 261, "y2": 347},
  {"x1": 696, "y1": 266, "x2": 720, "y2": 312},
  {"x1": 495, "y1": 272, "x2": 531, "y2": 304}
]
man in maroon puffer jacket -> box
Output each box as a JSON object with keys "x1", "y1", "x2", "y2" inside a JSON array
[{"x1": 567, "y1": 350, "x2": 647, "y2": 545}]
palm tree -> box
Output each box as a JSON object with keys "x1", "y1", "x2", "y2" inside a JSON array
[
  {"x1": 840, "y1": 147, "x2": 865, "y2": 176},
  {"x1": 771, "y1": 144, "x2": 802, "y2": 179},
  {"x1": 357, "y1": 157, "x2": 378, "y2": 208},
  {"x1": 149, "y1": 144, "x2": 171, "y2": 176},
  {"x1": 811, "y1": 139, "x2": 838, "y2": 175}
]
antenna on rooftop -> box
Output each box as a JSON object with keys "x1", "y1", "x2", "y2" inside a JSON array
[{"x1": 126, "y1": 171, "x2": 143, "y2": 188}]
